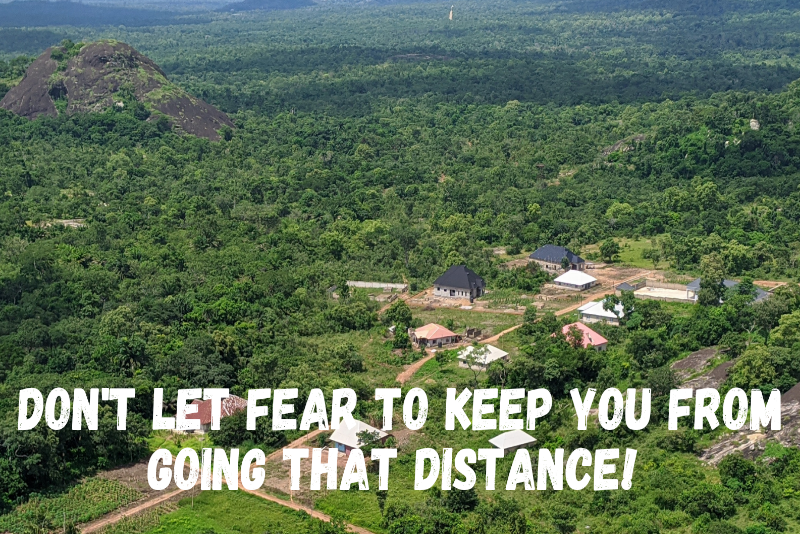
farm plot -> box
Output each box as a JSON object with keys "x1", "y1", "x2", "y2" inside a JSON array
[{"x1": 0, "y1": 479, "x2": 142, "y2": 534}]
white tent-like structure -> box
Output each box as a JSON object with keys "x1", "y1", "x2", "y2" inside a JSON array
[
  {"x1": 329, "y1": 420, "x2": 388, "y2": 454},
  {"x1": 553, "y1": 270, "x2": 597, "y2": 291},
  {"x1": 488, "y1": 430, "x2": 537, "y2": 453},
  {"x1": 457, "y1": 344, "x2": 509, "y2": 370}
]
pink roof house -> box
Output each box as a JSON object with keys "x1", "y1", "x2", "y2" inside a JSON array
[
  {"x1": 560, "y1": 322, "x2": 608, "y2": 351},
  {"x1": 411, "y1": 323, "x2": 459, "y2": 347}
]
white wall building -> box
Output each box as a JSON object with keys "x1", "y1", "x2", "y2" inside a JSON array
[
  {"x1": 578, "y1": 300, "x2": 625, "y2": 325},
  {"x1": 553, "y1": 270, "x2": 598, "y2": 291}
]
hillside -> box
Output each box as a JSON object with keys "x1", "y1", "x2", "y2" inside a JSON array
[
  {"x1": 217, "y1": 0, "x2": 314, "y2": 13},
  {"x1": 0, "y1": 40, "x2": 233, "y2": 140}
]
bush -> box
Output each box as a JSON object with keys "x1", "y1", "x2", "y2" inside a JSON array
[
  {"x1": 679, "y1": 483, "x2": 736, "y2": 520},
  {"x1": 443, "y1": 488, "x2": 479, "y2": 513},
  {"x1": 718, "y1": 454, "x2": 756, "y2": 491}
]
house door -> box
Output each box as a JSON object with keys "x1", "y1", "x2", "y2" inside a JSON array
[{"x1": 337, "y1": 443, "x2": 345, "y2": 453}]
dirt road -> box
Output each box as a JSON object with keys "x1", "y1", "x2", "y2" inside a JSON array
[
  {"x1": 396, "y1": 349, "x2": 435, "y2": 384},
  {"x1": 394, "y1": 271, "x2": 650, "y2": 384},
  {"x1": 240, "y1": 485, "x2": 375, "y2": 534},
  {"x1": 378, "y1": 289, "x2": 426, "y2": 313},
  {"x1": 81, "y1": 429, "x2": 330, "y2": 534},
  {"x1": 479, "y1": 324, "x2": 523, "y2": 344}
]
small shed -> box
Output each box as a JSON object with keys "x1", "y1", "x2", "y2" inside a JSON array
[
  {"x1": 488, "y1": 430, "x2": 537, "y2": 454},
  {"x1": 329, "y1": 420, "x2": 389, "y2": 455},
  {"x1": 553, "y1": 270, "x2": 598, "y2": 291},
  {"x1": 457, "y1": 344, "x2": 509, "y2": 370}
]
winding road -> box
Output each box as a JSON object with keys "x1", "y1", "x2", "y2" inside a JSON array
[{"x1": 80, "y1": 429, "x2": 371, "y2": 534}]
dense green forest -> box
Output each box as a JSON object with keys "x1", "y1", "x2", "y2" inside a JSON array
[{"x1": 3, "y1": 0, "x2": 800, "y2": 533}]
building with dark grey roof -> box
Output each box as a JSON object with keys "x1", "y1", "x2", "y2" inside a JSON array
[
  {"x1": 434, "y1": 265, "x2": 486, "y2": 301},
  {"x1": 686, "y1": 278, "x2": 770, "y2": 303},
  {"x1": 529, "y1": 245, "x2": 585, "y2": 271}
]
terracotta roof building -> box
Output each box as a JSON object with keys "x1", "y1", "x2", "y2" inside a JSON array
[
  {"x1": 184, "y1": 394, "x2": 247, "y2": 433},
  {"x1": 411, "y1": 323, "x2": 459, "y2": 347}
]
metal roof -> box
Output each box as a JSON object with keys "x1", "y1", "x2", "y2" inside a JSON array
[
  {"x1": 329, "y1": 420, "x2": 388, "y2": 450},
  {"x1": 488, "y1": 430, "x2": 537, "y2": 451},
  {"x1": 561, "y1": 322, "x2": 608, "y2": 348},
  {"x1": 554, "y1": 270, "x2": 597, "y2": 286},
  {"x1": 578, "y1": 300, "x2": 625, "y2": 319},
  {"x1": 529, "y1": 245, "x2": 585, "y2": 265},
  {"x1": 434, "y1": 265, "x2": 486, "y2": 290},
  {"x1": 457, "y1": 344, "x2": 508, "y2": 365},
  {"x1": 414, "y1": 323, "x2": 458, "y2": 340},
  {"x1": 687, "y1": 278, "x2": 770, "y2": 302}
]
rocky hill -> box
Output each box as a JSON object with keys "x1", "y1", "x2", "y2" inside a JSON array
[{"x1": 0, "y1": 40, "x2": 233, "y2": 140}]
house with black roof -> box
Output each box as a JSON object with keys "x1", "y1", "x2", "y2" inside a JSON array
[
  {"x1": 434, "y1": 265, "x2": 486, "y2": 301},
  {"x1": 529, "y1": 245, "x2": 585, "y2": 272}
]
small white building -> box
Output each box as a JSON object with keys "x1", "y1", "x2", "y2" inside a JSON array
[
  {"x1": 578, "y1": 300, "x2": 625, "y2": 325},
  {"x1": 488, "y1": 430, "x2": 537, "y2": 454},
  {"x1": 329, "y1": 420, "x2": 389, "y2": 455},
  {"x1": 553, "y1": 270, "x2": 598, "y2": 291},
  {"x1": 457, "y1": 344, "x2": 509, "y2": 370}
]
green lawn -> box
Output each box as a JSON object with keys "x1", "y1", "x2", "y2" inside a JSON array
[
  {"x1": 305, "y1": 329, "x2": 406, "y2": 389},
  {"x1": 412, "y1": 308, "x2": 522, "y2": 338},
  {"x1": 147, "y1": 431, "x2": 211, "y2": 455},
  {"x1": 146, "y1": 491, "x2": 315, "y2": 534},
  {"x1": 584, "y1": 236, "x2": 662, "y2": 269}
]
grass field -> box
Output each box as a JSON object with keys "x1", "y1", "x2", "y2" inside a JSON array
[
  {"x1": 412, "y1": 308, "x2": 522, "y2": 338},
  {"x1": 584, "y1": 237, "x2": 661, "y2": 269},
  {"x1": 147, "y1": 431, "x2": 211, "y2": 455},
  {"x1": 145, "y1": 491, "x2": 316, "y2": 534},
  {"x1": 478, "y1": 288, "x2": 537, "y2": 309},
  {"x1": 305, "y1": 329, "x2": 407, "y2": 388}
]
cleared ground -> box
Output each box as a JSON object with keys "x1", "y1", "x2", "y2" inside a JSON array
[{"x1": 633, "y1": 286, "x2": 693, "y2": 303}]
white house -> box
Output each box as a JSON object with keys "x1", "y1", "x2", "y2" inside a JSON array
[
  {"x1": 329, "y1": 420, "x2": 389, "y2": 455},
  {"x1": 488, "y1": 430, "x2": 537, "y2": 454},
  {"x1": 578, "y1": 300, "x2": 625, "y2": 325},
  {"x1": 457, "y1": 344, "x2": 509, "y2": 370},
  {"x1": 553, "y1": 270, "x2": 598, "y2": 291}
]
